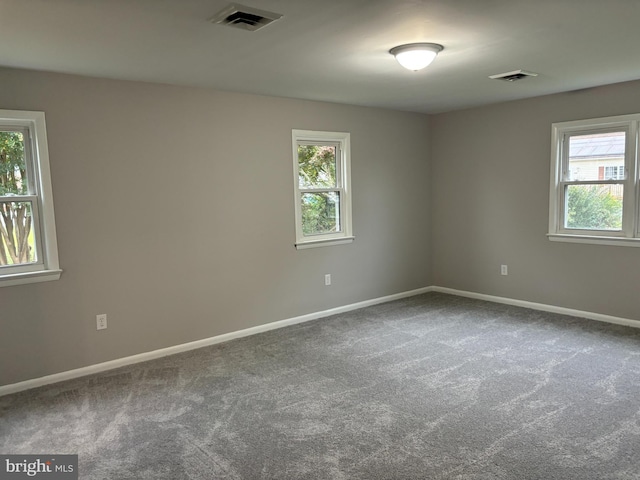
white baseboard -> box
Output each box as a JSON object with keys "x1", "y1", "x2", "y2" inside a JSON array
[
  {"x1": 431, "y1": 286, "x2": 640, "y2": 329},
  {"x1": 4, "y1": 285, "x2": 638, "y2": 397},
  {"x1": 0, "y1": 286, "x2": 433, "y2": 397}
]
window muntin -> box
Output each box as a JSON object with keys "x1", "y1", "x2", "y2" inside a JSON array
[
  {"x1": 0, "y1": 110, "x2": 60, "y2": 286},
  {"x1": 292, "y1": 130, "x2": 353, "y2": 249},
  {"x1": 549, "y1": 114, "x2": 640, "y2": 246}
]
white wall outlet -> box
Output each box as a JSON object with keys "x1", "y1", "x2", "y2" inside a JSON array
[
  {"x1": 324, "y1": 274, "x2": 331, "y2": 286},
  {"x1": 96, "y1": 314, "x2": 107, "y2": 330},
  {"x1": 501, "y1": 265, "x2": 508, "y2": 276}
]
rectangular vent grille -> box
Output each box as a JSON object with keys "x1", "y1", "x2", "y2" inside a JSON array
[
  {"x1": 489, "y1": 69, "x2": 538, "y2": 82},
  {"x1": 210, "y1": 4, "x2": 283, "y2": 31}
]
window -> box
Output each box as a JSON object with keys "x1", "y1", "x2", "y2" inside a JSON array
[
  {"x1": 603, "y1": 165, "x2": 625, "y2": 180},
  {"x1": 0, "y1": 109, "x2": 61, "y2": 286},
  {"x1": 548, "y1": 113, "x2": 640, "y2": 246},
  {"x1": 292, "y1": 130, "x2": 353, "y2": 249}
]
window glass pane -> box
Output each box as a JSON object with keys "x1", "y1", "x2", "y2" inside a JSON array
[
  {"x1": 0, "y1": 201, "x2": 37, "y2": 266},
  {"x1": 603, "y1": 165, "x2": 625, "y2": 180},
  {"x1": 301, "y1": 192, "x2": 340, "y2": 235},
  {"x1": 298, "y1": 145, "x2": 337, "y2": 188},
  {"x1": 568, "y1": 131, "x2": 625, "y2": 181},
  {"x1": 0, "y1": 131, "x2": 27, "y2": 195},
  {"x1": 565, "y1": 184, "x2": 623, "y2": 230}
]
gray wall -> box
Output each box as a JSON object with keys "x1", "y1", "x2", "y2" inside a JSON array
[
  {"x1": 0, "y1": 68, "x2": 432, "y2": 387},
  {"x1": 431, "y1": 79, "x2": 640, "y2": 320},
  {"x1": 6, "y1": 66, "x2": 640, "y2": 389}
]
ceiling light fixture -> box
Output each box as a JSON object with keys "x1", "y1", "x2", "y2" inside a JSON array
[{"x1": 389, "y1": 43, "x2": 443, "y2": 71}]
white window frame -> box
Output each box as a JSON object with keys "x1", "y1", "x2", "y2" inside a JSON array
[
  {"x1": 292, "y1": 130, "x2": 353, "y2": 249},
  {"x1": 0, "y1": 109, "x2": 61, "y2": 286},
  {"x1": 604, "y1": 165, "x2": 625, "y2": 180},
  {"x1": 548, "y1": 113, "x2": 640, "y2": 247}
]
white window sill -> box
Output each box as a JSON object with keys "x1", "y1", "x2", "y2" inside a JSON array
[
  {"x1": 0, "y1": 269, "x2": 62, "y2": 287},
  {"x1": 548, "y1": 233, "x2": 640, "y2": 247},
  {"x1": 295, "y1": 236, "x2": 355, "y2": 250}
]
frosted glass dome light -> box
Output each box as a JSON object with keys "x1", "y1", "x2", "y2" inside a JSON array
[{"x1": 390, "y1": 43, "x2": 443, "y2": 71}]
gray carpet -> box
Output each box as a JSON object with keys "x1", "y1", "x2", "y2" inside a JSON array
[{"x1": 2, "y1": 292, "x2": 640, "y2": 479}]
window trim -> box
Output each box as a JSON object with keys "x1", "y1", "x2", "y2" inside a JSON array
[
  {"x1": 292, "y1": 129, "x2": 354, "y2": 249},
  {"x1": 0, "y1": 109, "x2": 61, "y2": 286},
  {"x1": 548, "y1": 113, "x2": 640, "y2": 246}
]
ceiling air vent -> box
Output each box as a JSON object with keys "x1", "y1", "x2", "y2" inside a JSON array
[
  {"x1": 210, "y1": 4, "x2": 283, "y2": 31},
  {"x1": 489, "y1": 69, "x2": 538, "y2": 82}
]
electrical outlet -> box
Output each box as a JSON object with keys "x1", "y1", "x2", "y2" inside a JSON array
[
  {"x1": 501, "y1": 265, "x2": 508, "y2": 276},
  {"x1": 324, "y1": 274, "x2": 331, "y2": 286},
  {"x1": 96, "y1": 314, "x2": 107, "y2": 330}
]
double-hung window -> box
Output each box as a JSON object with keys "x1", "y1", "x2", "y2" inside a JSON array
[
  {"x1": 604, "y1": 165, "x2": 625, "y2": 180},
  {"x1": 548, "y1": 113, "x2": 640, "y2": 246},
  {"x1": 292, "y1": 130, "x2": 353, "y2": 249},
  {"x1": 0, "y1": 109, "x2": 60, "y2": 286}
]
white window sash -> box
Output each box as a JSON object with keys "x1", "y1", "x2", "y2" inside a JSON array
[
  {"x1": 0, "y1": 110, "x2": 61, "y2": 286},
  {"x1": 549, "y1": 115, "x2": 640, "y2": 244},
  {"x1": 292, "y1": 130, "x2": 353, "y2": 248}
]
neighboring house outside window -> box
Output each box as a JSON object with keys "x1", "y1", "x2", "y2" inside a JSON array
[
  {"x1": 292, "y1": 130, "x2": 353, "y2": 249},
  {"x1": 548, "y1": 113, "x2": 640, "y2": 246},
  {"x1": 602, "y1": 165, "x2": 625, "y2": 180},
  {"x1": 0, "y1": 109, "x2": 61, "y2": 286}
]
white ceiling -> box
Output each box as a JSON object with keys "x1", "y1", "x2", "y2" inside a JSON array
[{"x1": 1, "y1": 0, "x2": 640, "y2": 114}]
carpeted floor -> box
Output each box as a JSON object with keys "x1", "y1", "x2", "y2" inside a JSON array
[{"x1": 2, "y1": 292, "x2": 640, "y2": 479}]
